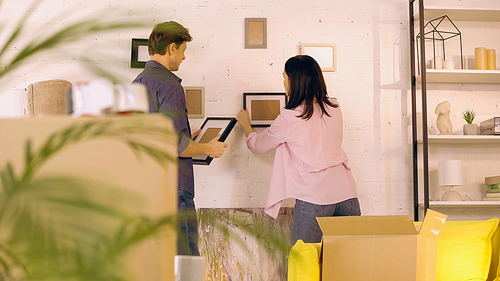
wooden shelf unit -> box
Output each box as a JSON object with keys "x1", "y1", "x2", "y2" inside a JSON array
[
  {"x1": 417, "y1": 70, "x2": 500, "y2": 84},
  {"x1": 421, "y1": 201, "x2": 500, "y2": 207},
  {"x1": 409, "y1": 1, "x2": 500, "y2": 221},
  {"x1": 421, "y1": 8, "x2": 500, "y2": 22},
  {"x1": 418, "y1": 135, "x2": 500, "y2": 144}
]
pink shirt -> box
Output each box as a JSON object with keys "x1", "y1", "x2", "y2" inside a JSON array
[{"x1": 245, "y1": 99, "x2": 357, "y2": 218}]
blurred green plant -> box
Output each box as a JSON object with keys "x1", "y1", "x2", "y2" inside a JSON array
[
  {"x1": 0, "y1": 1, "x2": 290, "y2": 279},
  {"x1": 0, "y1": 117, "x2": 180, "y2": 280},
  {"x1": 462, "y1": 109, "x2": 476, "y2": 124},
  {"x1": 0, "y1": 0, "x2": 151, "y2": 84},
  {"x1": 0, "y1": 117, "x2": 290, "y2": 280}
]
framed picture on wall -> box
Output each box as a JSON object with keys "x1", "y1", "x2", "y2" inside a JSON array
[
  {"x1": 245, "y1": 18, "x2": 267, "y2": 49},
  {"x1": 131, "y1": 38, "x2": 149, "y2": 68},
  {"x1": 300, "y1": 43, "x2": 337, "y2": 72},
  {"x1": 192, "y1": 117, "x2": 237, "y2": 165},
  {"x1": 243, "y1": 93, "x2": 287, "y2": 127},
  {"x1": 184, "y1": 86, "x2": 205, "y2": 119}
]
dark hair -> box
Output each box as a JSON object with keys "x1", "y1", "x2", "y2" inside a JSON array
[
  {"x1": 148, "y1": 21, "x2": 193, "y2": 56},
  {"x1": 284, "y1": 55, "x2": 337, "y2": 120}
]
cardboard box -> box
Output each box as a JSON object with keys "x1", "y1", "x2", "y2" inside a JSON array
[
  {"x1": 480, "y1": 117, "x2": 500, "y2": 135},
  {"x1": 0, "y1": 115, "x2": 178, "y2": 281},
  {"x1": 317, "y1": 209, "x2": 446, "y2": 281}
]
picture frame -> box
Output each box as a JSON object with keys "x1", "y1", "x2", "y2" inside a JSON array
[
  {"x1": 192, "y1": 117, "x2": 237, "y2": 165},
  {"x1": 300, "y1": 43, "x2": 337, "y2": 72},
  {"x1": 243, "y1": 93, "x2": 287, "y2": 127},
  {"x1": 245, "y1": 18, "x2": 267, "y2": 49},
  {"x1": 184, "y1": 86, "x2": 205, "y2": 119},
  {"x1": 131, "y1": 38, "x2": 149, "y2": 68}
]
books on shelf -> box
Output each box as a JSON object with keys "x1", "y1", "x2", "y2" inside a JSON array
[
  {"x1": 487, "y1": 187, "x2": 500, "y2": 193},
  {"x1": 484, "y1": 184, "x2": 500, "y2": 201},
  {"x1": 485, "y1": 176, "x2": 500, "y2": 186},
  {"x1": 483, "y1": 194, "x2": 500, "y2": 201},
  {"x1": 486, "y1": 193, "x2": 500, "y2": 198}
]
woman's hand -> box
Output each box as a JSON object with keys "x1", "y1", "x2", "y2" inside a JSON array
[
  {"x1": 236, "y1": 109, "x2": 255, "y2": 137},
  {"x1": 236, "y1": 109, "x2": 250, "y2": 126}
]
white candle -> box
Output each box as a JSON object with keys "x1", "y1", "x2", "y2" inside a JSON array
[
  {"x1": 431, "y1": 56, "x2": 443, "y2": 69},
  {"x1": 443, "y1": 60, "x2": 455, "y2": 70}
]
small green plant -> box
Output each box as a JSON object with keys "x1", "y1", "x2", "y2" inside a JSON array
[{"x1": 462, "y1": 109, "x2": 476, "y2": 124}]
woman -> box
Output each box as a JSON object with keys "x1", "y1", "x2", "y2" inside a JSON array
[{"x1": 236, "y1": 55, "x2": 361, "y2": 244}]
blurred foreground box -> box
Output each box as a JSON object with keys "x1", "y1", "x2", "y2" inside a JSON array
[{"x1": 0, "y1": 115, "x2": 178, "y2": 281}]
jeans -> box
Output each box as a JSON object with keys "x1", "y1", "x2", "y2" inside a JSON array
[
  {"x1": 292, "y1": 198, "x2": 361, "y2": 245},
  {"x1": 177, "y1": 189, "x2": 200, "y2": 256}
]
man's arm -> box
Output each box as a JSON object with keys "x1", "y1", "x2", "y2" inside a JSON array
[{"x1": 179, "y1": 134, "x2": 228, "y2": 158}]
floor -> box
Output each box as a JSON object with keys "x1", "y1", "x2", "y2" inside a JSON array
[{"x1": 198, "y1": 207, "x2": 293, "y2": 281}]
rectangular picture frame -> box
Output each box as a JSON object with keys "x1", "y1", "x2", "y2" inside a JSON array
[
  {"x1": 300, "y1": 43, "x2": 337, "y2": 72},
  {"x1": 184, "y1": 86, "x2": 205, "y2": 119},
  {"x1": 243, "y1": 93, "x2": 287, "y2": 127},
  {"x1": 245, "y1": 18, "x2": 267, "y2": 49},
  {"x1": 131, "y1": 38, "x2": 149, "y2": 68},
  {"x1": 192, "y1": 117, "x2": 237, "y2": 165}
]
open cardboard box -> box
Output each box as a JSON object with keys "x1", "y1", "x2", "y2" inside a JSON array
[{"x1": 317, "y1": 209, "x2": 447, "y2": 281}]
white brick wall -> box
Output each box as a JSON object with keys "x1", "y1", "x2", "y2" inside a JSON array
[{"x1": 1, "y1": 0, "x2": 499, "y2": 216}]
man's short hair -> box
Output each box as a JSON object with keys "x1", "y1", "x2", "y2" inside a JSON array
[{"x1": 148, "y1": 21, "x2": 193, "y2": 56}]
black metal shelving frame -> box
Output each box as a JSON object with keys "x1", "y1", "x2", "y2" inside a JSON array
[{"x1": 409, "y1": 0, "x2": 429, "y2": 221}]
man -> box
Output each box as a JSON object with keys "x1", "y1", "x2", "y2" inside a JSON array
[{"x1": 133, "y1": 21, "x2": 228, "y2": 256}]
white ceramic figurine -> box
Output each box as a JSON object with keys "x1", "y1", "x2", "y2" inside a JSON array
[{"x1": 435, "y1": 101, "x2": 453, "y2": 135}]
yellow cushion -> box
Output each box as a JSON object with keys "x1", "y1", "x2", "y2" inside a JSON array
[
  {"x1": 492, "y1": 224, "x2": 500, "y2": 281},
  {"x1": 437, "y1": 219, "x2": 499, "y2": 281},
  {"x1": 288, "y1": 240, "x2": 321, "y2": 281}
]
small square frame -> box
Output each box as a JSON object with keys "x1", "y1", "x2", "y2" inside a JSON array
[
  {"x1": 245, "y1": 18, "x2": 267, "y2": 49},
  {"x1": 192, "y1": 117, "x2": 237, "y2": 165},
  {"x1": 131, "y1": 38, "x2": 149, "y2": 68},
  {"x1": 243, "y1": 93, "x2": 287, "y2": 127},
  {"x1": 300, "y1": 43, "x2": 337, "y2": 72},
  {"x1": 184, "y1": 86, "x2": 205, "y2": 119}
]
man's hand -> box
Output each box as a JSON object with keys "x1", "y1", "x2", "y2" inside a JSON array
[{"x1": 206, "y1": 134, "x2": 228, "y2": 158}]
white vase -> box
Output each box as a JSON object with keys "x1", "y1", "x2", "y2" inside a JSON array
[
  {"x1": 175, "y1": 256, "x2": 205, "y2": 281},
  {"x1": 463, "y1": 124, "x2": 477, "y2": 135}
]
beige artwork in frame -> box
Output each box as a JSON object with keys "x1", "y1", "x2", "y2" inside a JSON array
[
  {"x1": 184, "y1": 86, "x2": 205, "y2": 119},
  {"x1": 192, "y1": 117, "x2": 237, "y2": 165},
  {"x1": 300, "y1": 43, "x2": 337, "y2": 72},
  {"x1": 243, "y1": 93, "x2": 287, "y2": 127},
  {"x1": 245, "y1": 18, "x2": 267, "y2": 49}
]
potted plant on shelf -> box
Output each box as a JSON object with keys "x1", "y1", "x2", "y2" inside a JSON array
[{"x1": 462, "y1": 109, "x2": 477, "y2": 135}]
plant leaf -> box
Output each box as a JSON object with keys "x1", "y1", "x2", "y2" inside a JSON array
[{"x1": 0, "y1": 0, "x2": 44, "y2": 60}]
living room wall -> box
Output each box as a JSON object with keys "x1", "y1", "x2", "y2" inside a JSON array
[{"x1": 0, "y1": 0, "x2": 498, "y2": 218}]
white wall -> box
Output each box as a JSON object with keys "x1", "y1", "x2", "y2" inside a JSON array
[{"x1": 1, "y1": 0, "x2": 498, "y2": 216}]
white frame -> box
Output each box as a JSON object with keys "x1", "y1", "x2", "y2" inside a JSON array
[{"x1": 300, "y1": 43, "x2": 337, "y2": 72}]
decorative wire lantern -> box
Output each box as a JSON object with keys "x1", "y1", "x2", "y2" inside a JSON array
[{"x1": 416, "y1": 15, "x2": 463, "y2": 73}]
